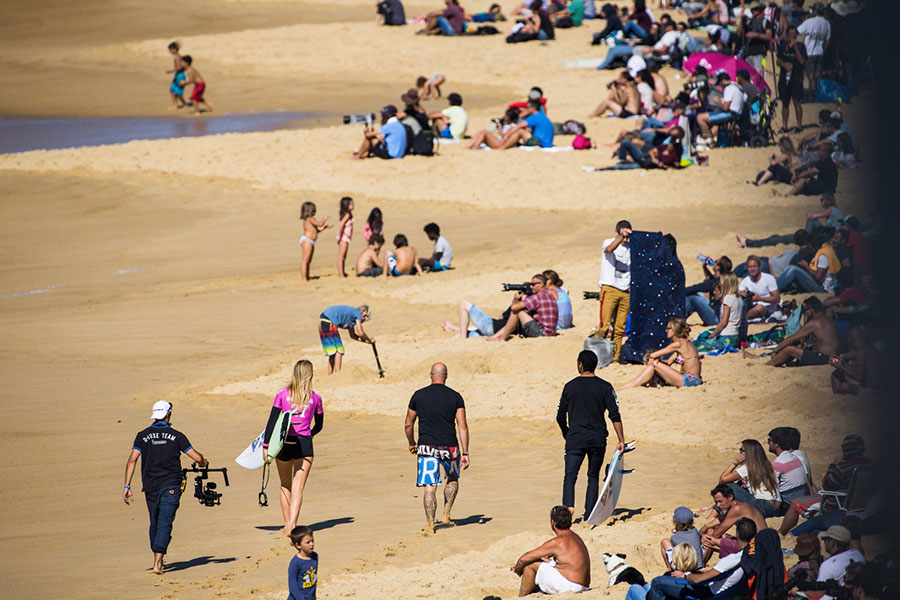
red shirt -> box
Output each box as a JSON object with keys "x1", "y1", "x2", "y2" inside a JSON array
[{"x1": 523, "y1": 290, "x2": 559, "y2": 336}]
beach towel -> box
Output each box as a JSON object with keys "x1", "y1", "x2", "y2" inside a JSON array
[{"x1": 621, "y1": 232, "x2": 685, "y2": 363}]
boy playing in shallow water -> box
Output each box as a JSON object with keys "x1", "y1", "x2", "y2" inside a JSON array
[
  {"x1": 180, "y1": 55, "x2": 213, "y2": 115},
  {"x1": 288, "y1": 526, "x2": 318, "y2": 600},
  {"x1": 166, "y1": 42, "x2": 186, "y2": 109}
]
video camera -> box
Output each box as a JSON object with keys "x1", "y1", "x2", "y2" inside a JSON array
[
  {"x1": 182, "y1": 463, "x2": 230, "y2": 507},
  {"x1": 773, "y1": 569, "x2": 852, "y2": 600},
  {"x1": 502, "y1": 282, "x2": 534, "y2": 296}
]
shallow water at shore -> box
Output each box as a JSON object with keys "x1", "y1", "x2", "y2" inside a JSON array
[{"x1": 0, "y1": 110, "x2": 325, "y2": 154}]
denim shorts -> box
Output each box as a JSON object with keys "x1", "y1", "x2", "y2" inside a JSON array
[
  {"x1": 436, "y1": 16, "x2": 456, "y2": 36},
  {"x1": 466, "y1": 305, "x2": 495, "y2": 337},
  {"x1": 708, "y1": 110, "x2": 735, "y2": 125},
  {"x1": 682, "y1": 373, "x2": 703, "y2": 387}
]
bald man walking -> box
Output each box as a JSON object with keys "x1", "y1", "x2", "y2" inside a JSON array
[{"x1": 405, "y1": 363, "x2": 470, "y2": 534}]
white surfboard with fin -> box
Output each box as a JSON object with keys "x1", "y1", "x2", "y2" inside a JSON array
[
  {"x1": 235, "y1": 431, "x2": 266, "y2": 470},
  {"x1": 586, "y1": 441, "x2": 635, "y2": 524}
]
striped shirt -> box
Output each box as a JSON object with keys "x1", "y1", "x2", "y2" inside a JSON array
[{"x1": 773, "y1": 450, "x2": 808, "y2": 494}]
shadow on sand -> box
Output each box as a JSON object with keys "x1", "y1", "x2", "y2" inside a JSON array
[{"x1": 163, "y1": 555, "x2": 237, "y2": 573}]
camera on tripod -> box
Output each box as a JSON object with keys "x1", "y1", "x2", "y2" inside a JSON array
[
  {"x1": 343, "y1": 113, "x2": 375, "y2": 127},
  {"x1": 182, "y1": 463, "x2": 230, "y2": 507},
  {"x1": 502, "y1": 282, "x2": 535, "y2": 295}
]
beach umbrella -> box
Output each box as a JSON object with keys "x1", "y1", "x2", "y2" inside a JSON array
[{"x1": 683, "y1": 52, "x2": 771, "y2": 93}]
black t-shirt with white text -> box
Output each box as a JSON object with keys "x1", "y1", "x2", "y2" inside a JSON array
[
  {"x1": 409, "y1": 384, "x2": 465, "y2": 447},
  {"x1": 132, "y1": 422, "x2": 192, "y2": 492}
]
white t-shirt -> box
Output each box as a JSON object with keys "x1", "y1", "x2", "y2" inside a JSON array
[
  {"x1": 722, "y1": 82, "x2": 745, "y2": 115},
  {"x1": 637, "y1": 82, "x2": 654, "y2": 112},
  {"x1": 793, "y1": 448, "x2": 813, "y2": 486},
  {"x1": 817, "y1": 254, "x2": 834, "y2": 293},
  {"x1": 442, "y1": 105, "x2": 468, "y2": 139},
  {"x1": 720, "y1": 294, "x2": 743, "y2": 336},
  {"x1": 654, "y1": 30, "x2": 681, "y2": 59},
  {"x1": 773, "y1": 450, "x2": 809, "y2": 494},
  {"x1": 739, "y1": 272, "x2": 778, "y2": 307},
  {"x1": 710, "y1": 552, "x2": 745, "y2": 594},
  {"x1": 598, "y1": 237, "x2": 631, "y2": 291},
  {"x1": 736, "y1": 464, "x2": 782, "y2": 502},
  {"x1": 798, "y1": 15, "x2": 831, "y2": 56},
  {"x1": 433, "y1": 235, "x2": 453, "y2": 267},
  {"x1": 818, "y1": 548, "x2": 866, "y2": 591}
]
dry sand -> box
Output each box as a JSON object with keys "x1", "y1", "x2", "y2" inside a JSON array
[{"x1": 0, "y1": 1, "x2": 877, "y2": 598}]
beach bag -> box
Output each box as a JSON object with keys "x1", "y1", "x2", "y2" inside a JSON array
[
  {"x1": 473, "y1": 25, "x2": 500, "y2": 35},
  {"x1": 562, "y1": 119, "x2": 587, "y2": 135},
  {"x1": 584, "y1": 336, "x2": 615, "y2": 369},
  {"x1": 506, "y1": 31, "x2": 538, "y2": 43},
  {"x1": 815, "y1": 79, "x2": 852, "y2": 103},
  {"x1": 411, "y1": 130, "x2": 437, "y2": 156},
  {"x1": 573, "y1": 134, "x2": 592, "y2": 149},
  {"x1": 265, "y1": 408, "x2": 296, "y2": 463}
]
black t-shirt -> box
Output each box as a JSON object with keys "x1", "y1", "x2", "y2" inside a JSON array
[
  {"x1": 408, "y1": 384, "x2": 465, "y2": 447},
  {"x1": 745, "y1": 16, "x2": 773, "y2": 57},
  {"x1": 792, "y1": 245, "x2": 817, "y2": 266},
  {"x1": 813, "y1": 157, "x2": 838, "y2": 193},
  {"x1": 132, "y1": 422, "x2": 192, "y2": 492},
  {"x1": 556, "y1": 375, "x2": 621, "y2": 450},
  {"x1": 776, "y1": 39, "x2": 807, "y2": 77}
]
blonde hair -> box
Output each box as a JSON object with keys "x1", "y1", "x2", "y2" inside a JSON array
[
  {"x1": 718, "y1": 272, "x2": 740, "y2": 297},
  {"x1": 288, "y1": 359, "x2": 314, "y2": 413},
  {"x1": 777, "y1": 136, "x2": 796, "y2": 156},
  {"x1": 357, "y1": 304, "x2": 370, "y2": 320},
  {"x1": 668, "y1": 318, "x2": 690, "y2": 339},
  {"x1": 671, "y1": 543, "x2": 698, "y2": 572}
]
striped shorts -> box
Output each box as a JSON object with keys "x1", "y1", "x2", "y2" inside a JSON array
[{"x1": 318, "y1": 318, "x2": 344, "y2": 356}]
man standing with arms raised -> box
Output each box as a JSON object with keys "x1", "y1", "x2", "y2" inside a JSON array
[
  {"x1": 404, "y1": 363, "x2": 470, "y2": 534},
  {"x1": 557, "y1": 350, "x2": 625, "y2": 521},
  {"x1": 123, "y1": 401, "x2": 209, "y2": 574},
  {"x1": 598, "y1": 220, "x2": 632, "y2": 363}
]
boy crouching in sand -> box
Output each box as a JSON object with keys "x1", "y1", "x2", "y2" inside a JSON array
[
  {"x1": 180, "y1": 55, "x2": 213, "y2": 115},
  {"x1": 356, "y1": 233, "x2": 387, "y2": 278},
  {"x1": 288, "y1": 526, "x2": 318, "y2": 600}
]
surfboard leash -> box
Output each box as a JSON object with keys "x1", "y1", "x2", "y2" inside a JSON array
[{"x1": 258, "y1": 462, "x2": 270, "y2": 507}]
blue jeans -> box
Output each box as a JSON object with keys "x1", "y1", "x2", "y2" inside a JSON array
[
  {"x1": 145, "y1": 486, "x2": 182, "y2": 554},
  {"x1": 537, "y1": 29, "x2": 549, "y2": 41},
  {"x1": 790, "y1": 509, "x2": 845, "y2": 537},
  {"x1": 436, "y1": 16, "x2": 456, "y2": 35},
  {"x1": 466, "y1": 304, "x2": 495, "y2": 337},
  {"x1": 647, "y1": 575, "x2": 711, "y2": 600},
  {"x1": 563, "y1": 445, "x2": 605, "y2": 518},
  {"x1": 708, "y1": 110, "x2": 736, "y2": 125},
  {"x1": 777, "y1": 265, "x2": 824, "y2": 293},
  {"x1": 642, "y1": 117, "x2": 666, "y2": 129},
  {"x1": 733, "y1": 257, "x2": 771, "y2": 278},
  {"x1": 618, "y1": 139, "x2": 647, "y2": 162},
  {"x1": 627, "y1": 583, "x2": 651, "y2": 600},
  {"x1": 623, "y1": 21, "x2": 648, "y2": 39},
  {"x1": 596, "y1": 45, "x2": 638, "y2": 70},
  {"x1": 686, "y1": 292, "x2": 718, "y2": 325},
  {"x1": 744, "y1": 234, "x2": 793, "y2": 248}
]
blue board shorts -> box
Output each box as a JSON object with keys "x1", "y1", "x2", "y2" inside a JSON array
[
  {"x1": 170, "y1": 72, "x2": 185, "y2": 95},
  {"x1": 416, "y1": 445, "x2": 460, "y2": 486},
  {"x1": 439, "y1": 125, "x2": 454, "y2": 139},
  {"x1": 682, "y1": 373, "x2": 703, "y2": 387}
]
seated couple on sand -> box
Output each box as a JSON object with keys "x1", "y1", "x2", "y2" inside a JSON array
[
  {"x1": 443, "y1": 271, "x2": 573, "y2": 339},
  {"x1": 622, "y1": 318, "x2": 703, "y2": 389},
  {"x1": 467, "y1": 99, "x2": 554, "y2": 150}
]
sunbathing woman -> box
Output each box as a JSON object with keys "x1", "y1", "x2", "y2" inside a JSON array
[
  {"x1": 750, "y1": 136, "x2": 799, "y2": 186},
  {"x1": 621, "y1": 318, "x2": 702, "y2": 388}
]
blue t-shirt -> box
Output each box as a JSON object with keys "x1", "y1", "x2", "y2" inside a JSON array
[
  {"x1": 380, "y1": 117, "x2": 407, "y2": 158},
  {"x1": 288, "y1": 553, "x2": 317, "y2": 600},
  {"x1": 524, "y1": 112, "x2": 554, "y2": 147},
  {"x1": 322, "y1": 305, "x2": 362, "y2": 329}
]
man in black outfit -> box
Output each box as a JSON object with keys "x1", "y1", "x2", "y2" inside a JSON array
[
  {"x1": 405, "y1": 362, "x2": 470, "y2": 534},
  {"x1": 556, "y1": 350, "x2": 625, "y2": 520},
  {"x1": 789, "y1": 142, "x2": 838, "y2": 196},
  {"x1": 123, "y1": 401, "x2": 208, "y2": 574}
]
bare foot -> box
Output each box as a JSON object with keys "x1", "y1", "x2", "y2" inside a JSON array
[
  {"x1": 442, "y1": 319, "x2": 459, "y2": 333},
  {"x1": 423, "y1": 519, "x2": 436, "y2": 535},
  {"x1": 442, "y1": 514, "x2": 454, "y2": 526},
  {"x1": 735, "y1": 231, "x2": 747, "y2": 248},
  {"x1": 151, "y1": 567, "x2": 163, "y2": 575}
]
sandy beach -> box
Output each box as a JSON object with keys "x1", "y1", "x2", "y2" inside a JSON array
[{"x1": 0, "y1": 0, "x2": 877, "y2": 598}]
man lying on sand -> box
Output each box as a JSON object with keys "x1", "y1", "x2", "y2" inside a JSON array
[{"x1": 511, "y1": 506, "x2": 591, "y2": 596}]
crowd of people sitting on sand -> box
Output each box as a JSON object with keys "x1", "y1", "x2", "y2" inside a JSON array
[{"x1": 297, "y1": 197, "x2": 454, "y2": 281}]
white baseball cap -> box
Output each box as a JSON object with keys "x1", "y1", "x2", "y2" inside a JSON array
[{"x1": 151, "y1": 401, "x2": 172, "y2": 420}]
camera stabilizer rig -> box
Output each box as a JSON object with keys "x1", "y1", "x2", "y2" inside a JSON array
[{"x1": 181, "y1": 463, "x2": 230, "y2": 507}]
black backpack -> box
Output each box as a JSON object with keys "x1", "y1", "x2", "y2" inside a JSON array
[{"x1": 411, "y1": 130, "x2": 437, "y2": 156}]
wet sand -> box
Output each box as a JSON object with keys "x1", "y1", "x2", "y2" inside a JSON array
[{"x1": 0, "y1": 1, "x2": 877, "y2": 599}]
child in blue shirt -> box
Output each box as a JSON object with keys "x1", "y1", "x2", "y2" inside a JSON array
[{"x1": 288, "y1": 526, "x2": 318, "y2": 600}]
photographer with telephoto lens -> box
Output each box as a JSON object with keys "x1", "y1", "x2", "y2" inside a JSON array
[{"x1": 123, "y1": 401, "x2": 209, "y2": 574}]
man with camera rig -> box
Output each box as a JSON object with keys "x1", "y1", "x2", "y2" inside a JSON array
[
  {"x1": 123, "y1": 401, "x2": 208, "y2": 574},
  {"x1": 487, "y1": 273, "x2": 558, "y2": 341}
]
